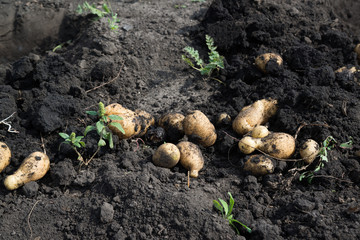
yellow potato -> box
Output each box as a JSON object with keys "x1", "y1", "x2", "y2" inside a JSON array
[
  {"x1": 158, "y1": 112, "x2": 185, "y2": 141},
  {"x1": 105, "y1": 103, "x2": 154, "y2": 139},
  {"x1": 251, "y1": 125, "x2": 270, "y2": 138},
  {"x1": 299, "y1": 139, "x2": 319, "y2": 164},
  {"x1": 238, "y1": 132, "x2": 296, "y2": 159},
  {"x1": 152, "y1": 143, "x2": 180, "y2": 168},
  {"x1": 183, "y1": 110, "x2": 217, "y2": 147},
  {"x1": 0, "y1": 142, "x2": 11, "y2": 173},
  {"x1": 177, "y1": 141, "x2": 204, "y2": 178},
  {"x1": 4, "y1": 152, "x2": 50, "y2": 190},
  {"x1": 232, "y1": 99, "x2": 277, "y2": 135},
  {"x1": 216, "y1": 113, "x2": 231, "y2": 127},
  {"x1": 255, "y1": 53, "x2": 283, "y2": 73},
  {"x1": 244, "y1": 154, "x2": 274, "y2": 176}
]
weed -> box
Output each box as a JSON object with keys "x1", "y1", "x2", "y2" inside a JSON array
[
  {"x1": 182, "y1": 35, "x2": 224, "y2": 77},
  {"x1": 213, "y1": 192, "x2": 252, "y2": 234},
  {"x1": 77, "y1": 1, "x2": 120, "y2": 31},
  {"x1": 59, "y1": 132, "x2": 85, "y2": 163},
  {"x1": 299, "y1": 136, "x2": 353, "y2": 183}
]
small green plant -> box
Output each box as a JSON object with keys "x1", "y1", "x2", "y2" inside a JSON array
[
  {"x1": 59, "y1": 132, "x2": 85, "y2": 163},
  {"x1": 77, "y1": 1, "x2": 120, "y2": 31},
  {"x1": 182, "y1": 35, "x2": 224, "y2": 77},
  {"x1": 213, "y1": 192, "x2": 252, "y2": 234},
  {"x1": 299, "y1": 136, "x2": 353, "y2": 183}
]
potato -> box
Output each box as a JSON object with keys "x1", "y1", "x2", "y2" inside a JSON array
[
  {"x1": 158, "y1": 112, "x2": 185, "y2": 141},
  {"x1": 251, "y1": 125, "x2": 269, "y2": 138},
  {"x1": 244, "y1": 154, "x2": 274, "y2": 176},
  {"x1": 355, "y1": 44, "x2": 360, "y2": 60},
  {"x1": 177, "y1": 141, "x2": 204, "y2": 178},
  {"x1": 238, "y1": 132, "x2": 296, "y2": 159},
  {"x1": 152, "y1": 143, "x2": 180, "y2": 168},
  {"x1": 105, "y1": 103, "x2": 154, "y2": 139},
  {"x1": 4, "y1": 152, "x2": 50, "y2": 190},
  {"x1": 0, "y1": 142, "x2": 11, "y2": 173},
  {"x1": 183, "y1": 110, "x2": 217, "y2": 147},
  {"x1": 255, "y1": 53, "x2": 283, "y2": 73},
  {"x1": 216, "y1": 113, "x2": 231, "y2": 127},
  {"x1": 232, "y1": 99, "x2": 278, "y2": 135},
  {"x1": 299, "y1": 139, "x2": 319, "y2": 164}
]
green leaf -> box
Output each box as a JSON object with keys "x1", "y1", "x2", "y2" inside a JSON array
[
  {"x1": 75, "y1": 136, "x2": 84, "y2": 141},
  {"x1": 84, "y1": 125, "x2": 96, "y2": 136},
  {"x1": 86, "y1": 111, "x2": 98, "y2": 116},
  {"x1": 231, "y1": 219, "x2": 252, "y2": 233},
  {"x1": 102, "y1": 3, "x2": 111, "y2": 13},
  {"x1": 219, "y1": 198, "x2": 229, "y2": 217},
  {"x1": 96, "y1": 121, "x2": 105, "y2": 134},
  {"x1": 213, "y1": 200, "x2": 223, "y2": 213},
  {"x1": 109, "y1": 122, "x2": 125, "y2": 134},
  {"x1": 98, "y1": 139, "x2": 106, "y2": 147},
  {"x1": 228, "y1": 192, "x2": 234, "y2": 217},
  {"x1": 229, "y1": 221, "x2": 240, "y2": 235},
  {"x1": 109, "y1": 133, "x2": 114, "y2": 149},
  {"x1": 73, "y1": 142, "x2": 81, "y2": 148},
  {"x1": 108, "y1": 115, "x2": 123, "y2": 121},
  {"x1": 59, "y1": 132, "x2": 70, "y2": 139},
  {"x1": 80, "y1": 141, "x2": 86, "y2": 147},
  {"x1": 340, "y1": 138, "x2": 353, "y2": 149}
]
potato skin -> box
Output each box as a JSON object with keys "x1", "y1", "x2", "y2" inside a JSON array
[
  {"x1": 105, "y1": 103, "x2": 154, "y2": 139},
  {"x1": 232, "y1": 99, "x2": 277, "y2": 135},
  {"x1": 255, "y1": 53, "x2": 283, "y2": 74},
  {"x1": 152, "y1": 143, "x2": 180, "y2": 168},
  {"x1": 0, "y1": 142, "x2": 11, "y2": 173},
  {"x1": 177, "y1": 141, "x2": 204, "y2": 178},
  {"x1": 158, "y1": 113, "x2": 185, "y2": 141},
  {"x1": 355, "y1": 44, "x2": 360, "y2": 60},
  {"x1": 4, "y1": 152, "x2": 50, "y2": 190},
  {"x1": 251, "y1": 125, "x2": 269, "y2": 138},
  {"x1": 244, "y1": 154, "x2": 274, "y2": 176},
  {"x1": 183, "y1": 110, "x2": 217, "y2": 147},
  {"x1": 300, "y1": 139, "x2": 319, "y2": 164},
  {"x1": 258, "y1": 133, "x2": 295, "y2": 159}
]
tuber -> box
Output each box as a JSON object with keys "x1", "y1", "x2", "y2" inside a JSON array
[
  {"x1": 105, "y1": 103, "x2": 154, "y2": 139},
  {"x1": 0, "y1": 142, "x2": 11, "y2": 173},
  {"x1": 216, "y1": 113, "x2": 231, "y2": 127},
  {"x1": 183, "y1": 110, "x2": 217, "y2": 147},
  {"x1": 152, "y1": 143, "x2": 180, "y2": 168},
  {"x1": 243, "y1": 154, "x2": 274, "y2": 176},
  {"x1": 251, "y1": 125, "x2": 270, "y2": 138},
  {"x1": 177, "y1": 141, "x2": 204, "y2": 178},
  {"x1": 4, "y1": 152, "x2": 50, "y2": 190},
  {"x1": 238, "y1": 132, "x2": 296, "y2": 159},
  {"x1": 255, "y1": 53, "x2": 283, "y2": 74},
  {"x1": 158, "y1": 112, "x2": 185, "y2": 141},
  {"x1": 232, "y1": 99, "x2": 278, "y2": 135},
  {"x1": 299, "y1": 139, "x2": 319, "y2": 164}
]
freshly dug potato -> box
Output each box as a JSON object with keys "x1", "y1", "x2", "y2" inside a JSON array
[
  {"x1": 300, "y1": 139, "x2": 319, "y2": 164},
  {"x1": 355, "y1": 44, "x2": 360, "y2": 60},
  {"x1": 152, "y1": 143, "x2": 180, "y2": 168},
  {"x1": 244, "y1": 154, "x2": 274, "y2": 176},
  {"x1": 158, "y1": 112, "x2": 185, "y2": 141},
  {"x1": 183, "y1": 110, "x2": 217, "y2": 147},
  {"x1": 335, "y1": 66, "x2": 356, "y2": 74},
  {"x1": 145, "y1": 127, "x2": 166, "y2": 145},
  {"x1": 216, "y1": 113, "x2": 231, "y2": 127},
  {"x1": 4, "y1": 152, "x2": 50, "y2": 190},
  {"x1": 105, "y1": 103, "x2": 154, "y2": 139},
  {"x1": 232, "y1": 99, "x2": 278, "y2": 135},
  {"x1": 177, "y1": 141, "x2": 204, "y2": 178},
  {"x1": 251, "y1": 125, "x2": 269, "y2": 138},
  {"x1": 238, "y1": 132, "x2": 296, "y2": 159},
  {"x1": 0, "y1": 142, "x2": 11, "y2": 173},
  {"x1": 255, "y1": 53, "x2": 283, "y2": 73}
]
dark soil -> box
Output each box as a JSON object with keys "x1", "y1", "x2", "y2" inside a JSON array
[{"x1": 0, "y1": 0, "x2": 360, "y2": 239}]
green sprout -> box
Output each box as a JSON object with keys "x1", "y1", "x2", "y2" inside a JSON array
[
  {"x1": 77, "y1": 1, "x2": 120, "y2": 31},
  {"x1": 59, "y1": 132, "x2": 85, "y2": 163},
  {"x1": 182, "y1": 35, "x2": 224, "y2": 78},
  {"x1": 213, "y1": 192, "x2": 252, "y2": 234},
  {"x1": 299, "y1": 136, "x2": 353, "y2": 183}
]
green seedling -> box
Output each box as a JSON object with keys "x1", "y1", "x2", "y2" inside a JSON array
[
  {"x1": 182, "y1": 35, "x2": 224, "y2": 78},
  {"x1": 77, "y1": 1, "x2": 120, "y2": 31},
  {"x1": 52, "y1": 40, "x2": 72, "y2": 52},
  {"x1": 213, "y1": 192, "x2": 252, "y2": 234},
  {"x1": 59, "y1": 132, "x2": 85, "y2": 163},
  {"x1": 299, "y1": 136, "x2": 353, "y2": 183}
]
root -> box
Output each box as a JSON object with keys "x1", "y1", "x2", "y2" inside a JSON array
[
  {"x1": 27, "y1": 200, "x2": 40, "y2": 240},
  {"x1": 0, "y1": 112, "x2": 19, "y2": 133}
]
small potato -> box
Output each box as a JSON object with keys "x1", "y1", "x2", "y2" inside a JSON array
[
  {"x1": 0, "y1": 142, "x2": 11, "y2": 173},
  {"x1": 183, "y1": 110, "x2": 217, "y2": 147},
  {"x1": 244, "y1": 155, "x2": 274, "y2": 176},
  {"x1": 105, "y1": 103, "x2": 154, "y2": 139},
  {"x1": 255, "y1": 53, "x2": 283, "y2": 74},
  {"x1": 238, "y1": 132, "x2": 296, "y2": 159},
  {"x1": 232, "y1": 99, "x2": 278, "y2": 135},
  {"x1": 300, "y1": 139, "x2": 319, "y2": 164},
  {"x1": 152, "y1": 143, "x2": 180, "y2": 168},
  {"x1": 158, "y1": 113, "x2": 185, "y2": 141},
  {"x1": 216, "y1": 113, "x2": 231, "y2": 127},
  {"x1": 4, "y1": 152, "x2": 50, "y2": 190},
  {"x1": 355, "y1": 44, "x2": 360, "y2": 60},
  {"x1": 177, "y1": 141, "x2": 204, "y2": 178},
  {"x1": 251, "y1": 125, "x2": 269, "y2": 138},
  {"x1": 335, "y1": 66, "x2": 356, "y2": 74}
]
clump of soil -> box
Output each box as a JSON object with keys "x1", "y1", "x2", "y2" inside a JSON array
[{"x1": 0, "y1": 0, "x2": 359, "y2": 239}]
